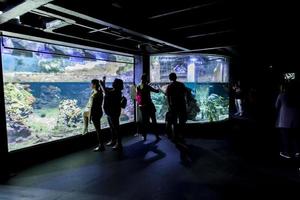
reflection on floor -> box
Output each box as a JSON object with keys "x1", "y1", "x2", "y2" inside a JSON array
[{"x1": 1, "y1": 134, "x2": 300, "y2": 200}]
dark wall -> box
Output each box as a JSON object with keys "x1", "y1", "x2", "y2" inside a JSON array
[
  {"x1": 6, "y1": 123, "x2": 135, "y2": 175},
  {"x1": 0, "y1": 42, "x2": 9, "y2": 180}
]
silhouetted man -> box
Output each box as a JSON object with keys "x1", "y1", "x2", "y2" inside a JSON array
[{"x1": 166, "y1": 73, "x2": 188, "y2": 154}]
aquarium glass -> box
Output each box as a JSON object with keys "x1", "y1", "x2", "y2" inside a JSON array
[
  {"x1": 1, "y1": 36, "x2": 134, "y2": 151},
  {"x1": 150, "y1": 54, "x2": 229, "y2": 123}
]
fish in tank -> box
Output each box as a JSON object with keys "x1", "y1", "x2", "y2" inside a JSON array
[
  {"x1": 1, "y1": 36, "x2": 135, "y2": 151},
  {"x1": 150, "y1": 54, "x2": 229, "y2": 123}
]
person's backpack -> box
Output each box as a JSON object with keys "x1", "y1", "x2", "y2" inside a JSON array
[
  {"x1": 120, "y1": 96, "x2": 127, "y2": 109},
  {"x1": 135, "y1": 86, "x2": 143, "y2": 106}
]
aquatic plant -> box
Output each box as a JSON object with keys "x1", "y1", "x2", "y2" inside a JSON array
[
  {"x1": 195, "y1": 85, "x2": 229, "y2": 122},
  {"x1": 151, "y1": 92, "x2": 168, "y2": 121},
  {"x1": 186, "y1": 87, "x2": 200, "y2": 120},
  {"x1": 122, "y1": 84, "x2": 134, "y2": 121},
  {"x1": 55, "y1": 99, "x2": 82, "y2": 130}
]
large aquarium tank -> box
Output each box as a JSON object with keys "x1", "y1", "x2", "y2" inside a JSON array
[
  {"x1": 150, "y1": 54, "x2": 229, "y2": 123},
  {"x1": 1, "y1": 36, "x2": 135, "y2": 151}
]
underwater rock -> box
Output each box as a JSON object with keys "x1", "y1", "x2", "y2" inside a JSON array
[
  {"x1": 56, "y1": 99, "x2": 82, "y2": 131},
  {"x1": 15, "y1": 137, "x2": 25, "y2": 143}
]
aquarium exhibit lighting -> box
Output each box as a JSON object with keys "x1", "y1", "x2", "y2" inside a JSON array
[
  {"x1": 88, "y1": 27, "x2": 110, "y2": 34},
  {"x1": 45, "y1": 19, "x2": 70, "y2": 31},
  {"x1": 284, "y1": 73, "x2": 295, "y2": 80},
  {"x1": 1, "y1": 31, "x2": 134, "y2": 57},
  {"x1": 190, "y1": 57, "x2": 197, "y2": 62}
]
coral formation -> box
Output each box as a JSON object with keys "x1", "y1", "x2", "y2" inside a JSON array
[
  {"x1": 55, "y1": 99, "x2": 82, "y2": 131},
  {"x1": 4, "y1": 83, "x2": 35, "y2": 142}
]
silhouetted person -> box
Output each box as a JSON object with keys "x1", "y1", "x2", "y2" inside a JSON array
[
  {"x1": 233, "y1": 81, "x2": 243, "y2": 116},
  {"x1": 83, "y1": 79, "x2": 105, "y2": 151},
  {"x1": 136, "y1": 74, "x2": 161, "y2": 141},
  {"x1": 131, "y1": 83, "x2": 142, "y2": 137},
  {"x1": 276, "y1": 81, "x2": 300, "y2": 159},
  {"x1": 166, "y1": 73, "x2": 188, "y2": 160},
  {"x1": 100, "y1": 77, "x2": 124, "y2": 151}
]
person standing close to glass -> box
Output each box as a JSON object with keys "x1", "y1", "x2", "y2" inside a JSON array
[
  {"x1": 136, "y1": 73, "x2": 161, "y2": 141},
  {"x1": 166, "y1": 73, "x2": 189, "y2": 160},
  {"x1": 100, "y1": 76, "x2": 124, "y2": 151},
  {"x1": 232, "y1": 81, "x2": 243, "y2": 116},
  {"x1": 82, "y1": 79, "x2": 105, "y2": 152}
]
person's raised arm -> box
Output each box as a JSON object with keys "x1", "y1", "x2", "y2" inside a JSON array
[
  {"x1": 99, "y1": 76, "x2": 106, "y2": 95},
  {"x1": 148, "y1": 84, "x2": 160, "y2": 93}
]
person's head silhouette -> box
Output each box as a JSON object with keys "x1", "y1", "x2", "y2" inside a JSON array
[
  {"x1": 113, "y1": 78, "x2": 124, "y2": 91},
  {"x1": 141, "y1": 73, "x2": 148, "y2": 84},
  {"x1": 91, "y1": 79, "x2": 100, "y2": 91},
  {"x1": 169, "y1": 72, "x2": 177, "y2": 82}
]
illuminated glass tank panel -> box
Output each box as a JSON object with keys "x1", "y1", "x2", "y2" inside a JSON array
[
  {"x1": 1, "y1": 36, "x2": 135, "y2": 151},
  {"x1": 150, "y1": 54, "x2": 229, "y2": 123}
]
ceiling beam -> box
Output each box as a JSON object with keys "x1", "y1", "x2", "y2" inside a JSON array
[
  {"x1": 32, "y1": 8, "x2": 76, "y2": 24},
  {"x1": 43, "y1": 3, "x2": 189, "y2": 51},
  {"x1": 186, "y1": 29, "x2": 234, "y2": 39},
  {"x1": 43, "y1": 30, "x2": 139, "y2": 52},
  {"x1": 171, "y1": 18, "x2": 232, "y2": 31},
  {"x1": 27, "y1": 9, "x2": 146, "y2": 45},
  {"x1": 88, "y1": 27, "x2": 109, "y2": 34},
  {"x1": 0, "y1": 0, "x2": 54, "y2": 24},
  {"x1": 148, "y1": 1, "x2": 218, "y2": 19},
  {"x1": 163, "y1": 45, "x2": 235, "y2": 54}
]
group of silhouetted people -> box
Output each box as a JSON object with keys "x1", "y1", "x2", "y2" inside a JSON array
[
  {"x1": 83, "y1": 77, "x2": 125, "y2": 151},
  {"x1": 82, "y1": 72, "x2": 189, "y2": 155}
]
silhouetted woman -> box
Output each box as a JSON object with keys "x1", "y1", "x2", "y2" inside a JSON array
[
  {"x1": 136, "y1": 74, "x2": 161, "y2": 141},
  {"x1": 100, "y1": 77, "x2": 124, "y2": 150},
  {"x1": 276, "y1": 81, "x2": 300, "y2": 159},
  {"x1": 83, "y1": 79, "x2": 105, "y2": 151},
  {"x1": 233, "y1": 81, "x2": 243, "y2": 116}
]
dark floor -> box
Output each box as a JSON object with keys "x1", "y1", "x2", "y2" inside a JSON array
[{"x1": 1, "y1": 133, "x2": 300, "y2": 200}]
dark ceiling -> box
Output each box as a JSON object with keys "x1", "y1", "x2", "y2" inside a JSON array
[{"x1": 0, "y1": 0, "x2": 297, "y2": 69}]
